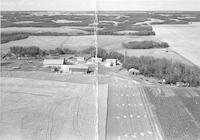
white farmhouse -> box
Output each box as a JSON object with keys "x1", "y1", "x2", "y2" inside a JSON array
[
  {"x1": 91, "y1": 57, "x2": 103, "y2": 63},
  {"x1": 104, "y1": 59, "x2": 117, "y2": 67}
]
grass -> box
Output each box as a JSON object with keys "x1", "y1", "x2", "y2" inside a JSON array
[{"x1": 143, "y1": 86, "x2": 200, "y2": 140}]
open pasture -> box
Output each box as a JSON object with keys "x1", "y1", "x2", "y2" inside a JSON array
[
  {"x1": 153, "y1": 23, "x2": 200, "y2": 67},
  {"x1": 0, "y1": 77, "x2": 108, "y2": 140}
]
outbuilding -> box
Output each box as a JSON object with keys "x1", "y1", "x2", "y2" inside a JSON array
[
  {"x1": 104, "y1": 59, "x2": 117, "y2": 67},
  {"x1": 129, "y1": 68, "x2": 140, "y2": 75},
  {"x1": 43, "y1": 59, "x2": 64, "y2": 68}
]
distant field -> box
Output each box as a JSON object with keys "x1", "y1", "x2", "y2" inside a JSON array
[
  {"x1": 0, "y1": 35, "x2": 152, "y2": 51},
  {"x1": 0, "y1": 77, "x2": 108, "y2": 140},
  {"x1": 153, "y1": 22, "x2": 200, "y2": 67},
  {"x1": 1, "y1": 26, "x2": 90, "y2": 35}
]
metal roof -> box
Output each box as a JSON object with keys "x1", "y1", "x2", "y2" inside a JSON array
[
  {"x1": 43, "y1": 59, "x2": 64, "y2": 65},
  {"x1": 129, "y1": 68, "x2": 140, "y2": 73}
]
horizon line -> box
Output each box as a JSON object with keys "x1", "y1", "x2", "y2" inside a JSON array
[{"x1": 1, "y1": 10, "x2": 200, "y2": 12}]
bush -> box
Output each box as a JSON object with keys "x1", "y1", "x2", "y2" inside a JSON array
[
  {"x1": 9, "y1": 46, "x2": 76, "y2": 57},
  {"x1": 123, "y1": 41, "x2": 169, "y2": 49},
  {"x1": 10, "y1": 46, "x2": 46, "y2": 57}
]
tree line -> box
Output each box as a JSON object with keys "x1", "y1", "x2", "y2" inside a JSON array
[
  {"x1": 8, "y1": 46, "x2": 78, "y2": 57},
  {"x1": 123, "y1": 56, "x2": 200, "y2": 86},
  {"x1": 1, "y1": 33, "x2": 29, "y2": 44},
  {"x1": 123, "y1": 41, "x2": 169, "y2": 49}
]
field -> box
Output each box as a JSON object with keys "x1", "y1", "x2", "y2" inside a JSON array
[
  {"x1": 1, "y1": 62, "x2": 200, "y2": 140},
  {"x1": 153, "y1": 22, "x2": 200, "y2": 67},
  {"x1": 106, "y1": 85, "x2": 162, "y2": 140},
  {"x1": 98, "y1": 65, "x2": 200, "y2": 140},
  {"x1": 143, "y1": 86, "x2": 200, "y2": 140},
  {"x1": 0, "y1": 77, "x2": 108, "y2": 140}
]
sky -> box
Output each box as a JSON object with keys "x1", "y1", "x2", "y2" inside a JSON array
[{"x1": 1, "y1": 0, "x2": 200, "y2": 11}]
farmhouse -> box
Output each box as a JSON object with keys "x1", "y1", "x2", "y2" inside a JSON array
[
  {"x1": 43, "y1": 59, "x2": 64, "y2": 68},
  {"x1": 104, "y1": 59, "x2": 117, "y2": 67},
  {"x1": 91, "y1": 57, "x2": 103, "y2": 63},
  {"x1": 60, "y1": 64, "x2": 89, "y2": 74},
  {"x1": 129, "y1": 68, "x2": 140, "y2": 75}
]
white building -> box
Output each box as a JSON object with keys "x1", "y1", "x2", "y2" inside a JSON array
[
  {"x1": 91, "y1": 57, "x2": 102, "y2": 63},
  {"x1": 43, "y1": 59, "x2": 64, "y2": 68},
  {"x1": 104, "y1": 59, "x2": 117, "y2": 67},
  {"x1": 129, "y1": 68, "x2": 140, "y2": 75}
]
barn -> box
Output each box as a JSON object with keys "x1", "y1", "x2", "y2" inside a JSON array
[{"x1": 43, "y1": 59, "x2": 65, "y2": 68}]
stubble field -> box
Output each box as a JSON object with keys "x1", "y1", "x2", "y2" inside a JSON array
[{"x1": 0, "y1": 77, "x2": 108, "y2": 140}]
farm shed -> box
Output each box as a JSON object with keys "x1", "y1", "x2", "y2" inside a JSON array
[
  {"x1": 60, "y1": 64, "x2": 89, "y2": 74},
  {"x1": 129, "y1": 68, "x2": 140, "y2": 75},
  {"x1": 104, "y1": 59, "x2": 117, "y2": 67},
  {"x1": 43, "y1": 59, "x2": 64, "y2": 68}
]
